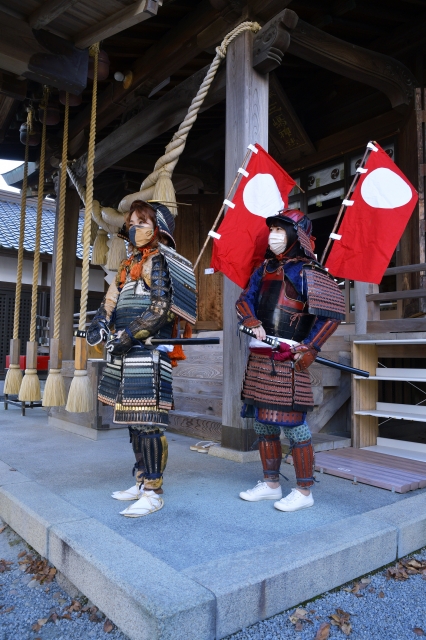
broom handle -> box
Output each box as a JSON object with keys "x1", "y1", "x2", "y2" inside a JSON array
[
  {"x1": 320, "y1": 144, "x2": 371, "y2": 265},
  {"x1": 193, "y1": 148, "x2": 252, "y2": 271}
]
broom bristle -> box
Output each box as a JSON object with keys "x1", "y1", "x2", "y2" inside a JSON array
[
  {"x1": 105, "y1": 234, "x2": 127, "y2": 271},
  {"x1": 18, "y1": 369, "x2": 41, "y2": 401},
  {"x1": 65, "y1": 369, "x2": 93, "y2": 413},
  {"x1": 152, "y1": 174, "x2": 178, "y2": 217},
  {"x1": 91, "y1": 228, "x2": 108, "y2": 265},
  {"x1": 42, "y1": 369, "x2": 67, "y2": 407},
  {"x1": 4, "y1": 364, "x2": 23, "y2": 395}
]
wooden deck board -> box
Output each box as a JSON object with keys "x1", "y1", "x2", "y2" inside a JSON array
[{"x1": 313, "y1": 448, "x2": 426, "y2": 493}]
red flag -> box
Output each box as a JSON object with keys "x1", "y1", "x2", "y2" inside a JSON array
[
  {"x1": 210, "y1": 144, "x2": 296, "y2": 288},
  {"x1": 325, "y1": 142, "x2": 418, "y2": 284}
]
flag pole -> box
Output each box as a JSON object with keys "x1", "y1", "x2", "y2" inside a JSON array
[
  {"x1": 193, "y1": 147, "x2": 253, "y2": 271},
  {"x1": 320, "y1": 143, "x2": 372, "y2": 265}
]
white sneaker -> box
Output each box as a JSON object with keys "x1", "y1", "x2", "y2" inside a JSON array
[
  {"x1": 120, "y1": 491, "x2": 164, "y2": 517},
  {"x1": 239, "y1": 481, "x2": 282, "y2": 502},
  {"x1": 111, "y1": 484, "x2": 143, "y2": 501},
  {"x1": 274, "y1": 488, "x2": 314, "y2": 512}
]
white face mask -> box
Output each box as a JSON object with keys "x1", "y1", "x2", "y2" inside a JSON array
[{"x1": 268, "y1": 230, "x2": 287, "y2": 255}]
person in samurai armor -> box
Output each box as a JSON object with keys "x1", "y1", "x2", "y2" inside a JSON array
[
  {"x1": 236, "y1": 209, "x2": 345, "y2": 512},
  {"x1": 86, "y1": 200, "x2": 197, "y2": 518}
]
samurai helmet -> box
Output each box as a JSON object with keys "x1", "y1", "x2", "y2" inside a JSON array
[
  {"x1": 118, "y1": 200, "x2": 176, "y2": 249},
  {"x1": 266, "y1": 208, "x2": 315, "y2": 259}
]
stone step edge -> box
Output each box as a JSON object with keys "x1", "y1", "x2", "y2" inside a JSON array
[{"x1": 2, "y1": 461, "x2": 426, "y2": 640}]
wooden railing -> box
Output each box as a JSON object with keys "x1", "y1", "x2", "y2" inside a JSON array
[{"x1": 354, "y1": 263, "x2": 426, "y2": 334}]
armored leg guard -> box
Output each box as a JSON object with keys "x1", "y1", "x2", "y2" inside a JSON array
[
  {"x1": 137, "y1": 430, "x2": 168, "y2": 492},
  {"x1": 129, "y1": 427, "x2": 146, "y2": 488},
  {"x1": 292, "y1": 439, "x2": 315, "y2": 488},
  {"x1": 259, "y1": 434, "x2": 282, "y2": 482}
]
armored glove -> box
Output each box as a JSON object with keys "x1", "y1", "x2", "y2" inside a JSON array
[
  {"x1": 291, "y1": 344, "x2": 319, "y2": 372},
  {"x1": 86, "y1": 316, "x2": 109, "y2": 346},
  {"x1": 105, "y1": 331, "x2": 133, "y2": 356}
]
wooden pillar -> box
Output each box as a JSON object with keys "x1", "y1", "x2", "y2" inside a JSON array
[
  {"x1": 50, "y1": 183, "x2": 80, "y2": 361},
  {"x1": 221, "y1": 29, "x2": 269, "y2": 451}
]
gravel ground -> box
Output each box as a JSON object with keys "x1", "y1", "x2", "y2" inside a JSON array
[
  {"x1": 0, "y1": 518, "x2": 129, "y2": 640},
  {"x1": 1, "y1": 515, "x2": 426, "y2": 640},
  {"x1": 225, "y1": 551, "x2": 426, "y2": 640}
]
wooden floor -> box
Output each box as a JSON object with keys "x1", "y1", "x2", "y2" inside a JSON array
[{"x1": 314, "y1": 447, "x2": 426, "y2": 493}]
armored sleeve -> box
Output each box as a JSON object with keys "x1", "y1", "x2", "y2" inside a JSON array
[
  {"x1": 126, "y1": 253, "x2": 172, "y2": 341},
  {"x1": 236, "y1": 264, "x2": 264, "y2": 328}
]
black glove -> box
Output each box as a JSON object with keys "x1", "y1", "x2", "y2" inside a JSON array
[
  {"x1": 105, "y1": 331, "x2": 133, "y2": 356},
  {"x1": 86, "y1": 317, "x2": 109, "y2": 346}
]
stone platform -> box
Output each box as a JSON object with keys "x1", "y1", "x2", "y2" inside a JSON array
[{"x1": 1, "y1": 406, "x2": 426, "y2": 639}]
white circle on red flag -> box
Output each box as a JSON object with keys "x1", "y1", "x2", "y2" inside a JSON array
[
  {"x1": 361, "y1": 167, "x2": 412, "y2": 209},
  {"x1": 243, "y1": 173, "x2": 284, "y2": 217}
]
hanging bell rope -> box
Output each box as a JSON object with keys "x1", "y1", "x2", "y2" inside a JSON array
[
  {"x1": 66, "y1": 164, "x2": 126, "y2": 270},
  {"x1": 42, "y1": 92, "x2": 70, "y2": 407},
  {"x1": 4, "y1": 112, "x2": 31, "y2": 395},
  {"x1": 66, "y1": 44, "x2": 99, "y2": 413},
  {"x1": 19, "y1": 89, "x2": 49, "y2": 402},
  {"x1": 118, "y1": 21, "x2": 261, "y2": 216}
]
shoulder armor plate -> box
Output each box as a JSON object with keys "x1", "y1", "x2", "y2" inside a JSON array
[{"x1": 159, "y1": 243, "x2": 197, "y2": 324}]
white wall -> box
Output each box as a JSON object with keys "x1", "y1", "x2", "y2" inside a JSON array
[{"x1": 0, "y1": 256, "x2": 105, "y2": 292}]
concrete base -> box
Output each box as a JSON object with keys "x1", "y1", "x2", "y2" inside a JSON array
[
  {"x1": 48, "y1": 416, "x2": 128, "y2": 440},
  {"x1": 2, "y1": 408, "x2": 426, "y2": 640},
  {"x1": 209, "y1": 445, "x2": 260, "y2": 463}
]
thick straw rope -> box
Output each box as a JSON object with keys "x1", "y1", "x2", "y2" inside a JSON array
[
  {"x1": 13, "y1": 123, "x2": 30, "y2": 338},
  {"x1": 43, "y1": 93, "x2": 70, "y2": 407},
  {"x1": 19, "y1": 90, "x2": 49, "y2": 401},
  {"x1": 118, "y1": 21, "x2": 261, "y2": 214},
  {"x1": 79, "y1": 44, "x2": 99, "y2": 332},
  {"x1": 66, "y1": 45, "x2": 99, "y2": 412},
  {"x1": 29, "y1": 90, "x2": 48, "y2": 343},
  {"x1": 53, "y1": 93, "x2": 69, "y2": 341},
  {"x1": 3, "y1": 113, "x2": 31, "y2": 394}
]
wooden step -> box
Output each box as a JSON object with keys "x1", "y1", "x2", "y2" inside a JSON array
[
  {"x1": 168, "y1": 410, "x2": 221, "y2": 441},
  {"x1": 173, "y1": 392, "x2": 222, "y2": 416},
  {"x1": 313, "y1": 448, "x2": 426, "y2": 493},
  {"x1": 355, "y1": 401, "x2": 426, "y2": 423}
]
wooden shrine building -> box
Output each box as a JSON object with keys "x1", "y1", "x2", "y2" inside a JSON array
[{"x1": 1, "y1": 0, "x2": 426, "y2": 471}]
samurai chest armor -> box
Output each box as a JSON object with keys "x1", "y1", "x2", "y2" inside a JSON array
[
  {"x1": 114, "y1": 278, "x2": 151, "y2": 330},
  {"x1": 256, "y1": 266, "x2": 316, "y2": 341}
]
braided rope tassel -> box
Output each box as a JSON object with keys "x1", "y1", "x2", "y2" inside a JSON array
[
  {"x1": 118, "y1": 21, "x2": 261, "y2": 215},
  {"x1": 19, "y1": 90, "x2": 49, "y2": 402},
  {"x1": 43, "y1": 92, "x2": 70, "y2": 407},
  {"x1": 4, "y1": 113, "x2": 31, "y2": 394},
  {"x1": 66, "y1": 44, "x2": 99, "y2": 413}
]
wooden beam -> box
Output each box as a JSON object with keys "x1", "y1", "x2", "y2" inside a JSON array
[
  {"x1": 29, "y1": 0, "x2": 79, "y2": 29},
  {"x1": 112, "y1": 153, "x2": 220, "y2": 191},
  {"x1": 281, "y1": 9, "x2": 417, "y2": 109},
  {"x1": 68, "y1": 0, "x2": 226, "y2": 139},
  {"x1": 0, "y1": 73, "x2": 27, "y2": 101},
  {"x1": 366, "y1": 288, "x2": 426, "y2": 302},
  {"x1": 68, "y1": 0, "x2": 294, "y2": 141},
  {"x1": 74, "y1": 0, "x2": 159, "y2": 50},
  {"x1": 73, "y1": 64, "x2": 226, "y2": 180},
  {"x1": 384, "y1": 262, "x2": 426, "y2": 276},
  {"x1": 222, "y1": 29, "x2": 269, "y2": 451},
  {"x1": 283, "y1": 108, "x2": 407, "y2": 174}
]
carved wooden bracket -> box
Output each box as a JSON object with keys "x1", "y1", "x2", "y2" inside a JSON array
[
  {"x1": 252, "y1": 9, "x2": 296, "y2": 74},
  {"x1": 253, "y1": 8, "x2": 416, "y2": 108}
]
